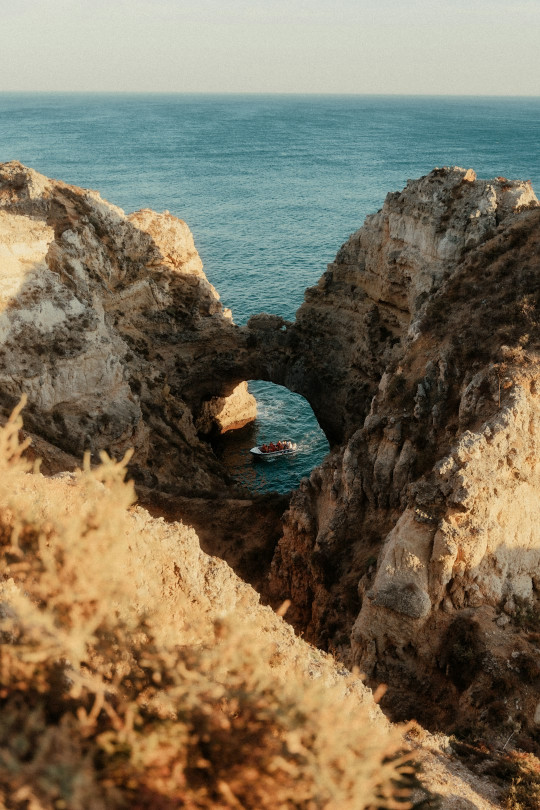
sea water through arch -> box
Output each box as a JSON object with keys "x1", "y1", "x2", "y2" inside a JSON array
[{"x1": 213, "y1": 381, "x2": 330, "y2": 495}]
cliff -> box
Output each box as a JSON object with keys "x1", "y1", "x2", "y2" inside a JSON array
[
  {"x1": 244, "y1": 167, "x2": 537, "y2": 443},
  {"x1": 1, "y1": 162, "x2": 539, "y2": 801},
  {"x1": 267, "y1": 168, "x2": 540, "y2": 743},
  {"x1": 0, "y1": 161, "x2": 256, "y2": 495},
  {"x1": 0, "y1": 160, "x2": 290, "y2": 607}
]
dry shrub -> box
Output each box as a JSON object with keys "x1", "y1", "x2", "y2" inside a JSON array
[
  {"x1": 0, "y1": 400, "x2": 415, "y2": 809},
  {"x1": 500, "y1": 752, "x2": 540, "y2": 810}
]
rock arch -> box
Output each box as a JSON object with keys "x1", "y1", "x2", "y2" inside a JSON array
[{"x1": 2, "y1": 162, "x2": 540, "y2": 746}]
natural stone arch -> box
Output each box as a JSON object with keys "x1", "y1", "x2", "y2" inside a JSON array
[{"x1": 212, "y1": 378, "x2": 330, "y2": 492}]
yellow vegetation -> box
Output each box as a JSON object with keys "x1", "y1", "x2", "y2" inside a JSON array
[{"x1": 0, "y1": 400, "x2": 416, "y2": 809}]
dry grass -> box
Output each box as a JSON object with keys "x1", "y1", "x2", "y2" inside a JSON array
[
  {"x1": 448, "y1": 737, "x2": 540, "y2": 810},
  {"x1": 502, "y1": 751, "x2": 540, "y2": 810},
  {"x1": 0, "y1": 400, "x2": 418, "y2": 809}
]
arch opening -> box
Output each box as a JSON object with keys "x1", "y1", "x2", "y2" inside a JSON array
[{"x1": 212, "y1": 380, "x2": 330, "y2": 494}]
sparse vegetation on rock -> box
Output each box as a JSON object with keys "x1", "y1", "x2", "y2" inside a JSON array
[
  {"x1": 0, "y1": 401, "x2": 421, "y2": 809},
  {"x1": 1, "y1": 162, "x2": 539, "y2": 807}
]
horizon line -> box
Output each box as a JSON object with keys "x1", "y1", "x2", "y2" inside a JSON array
[{"x1": 1, "y1": 90, "x2": 539, "y2": 99}]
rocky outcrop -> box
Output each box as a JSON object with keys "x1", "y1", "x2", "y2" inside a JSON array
[
  {"x1": 2, "y1": 161, "x2": 539, "y2": 747},
  {"x1": 0, "y1": 161, "x2": 256, "y2": 494},
  {"x1": 195, "y1": 380, "x2": 256, "y2": 435},
  {"x1": 267, "y1": 169, "x2": 540, "y2": 739},
  {"x1": 244, "y1": 168, "x2": 537, "y2": 444}
]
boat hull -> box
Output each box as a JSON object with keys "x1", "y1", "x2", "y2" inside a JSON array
[{"x1": 250, "y1": 446, "x2": 296, "y2": 457}]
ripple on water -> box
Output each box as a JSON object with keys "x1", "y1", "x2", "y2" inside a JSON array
[{"x1": 214, "y1": 381, "x2": 330, "y2": 494}]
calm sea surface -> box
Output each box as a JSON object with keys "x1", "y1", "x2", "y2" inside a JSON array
[{"x1": 1, "y1": 94, "x2": 539, "y2": 492}]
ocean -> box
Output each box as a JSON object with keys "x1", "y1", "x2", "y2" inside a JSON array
[{"x1": 1, "y1": 94, "x2": 539, "y2": 493}]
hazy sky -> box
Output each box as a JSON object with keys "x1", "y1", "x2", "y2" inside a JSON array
[{"x1": 1, "y1": 0, "x2": 539, "y2": 94}]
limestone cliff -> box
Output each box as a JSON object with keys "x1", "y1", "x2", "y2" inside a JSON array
[
  {"x1": 0, "y1": 161, "x2": 256, "y2": 495},
  {"x1": 267, "y1": 168, "x2": 540, "y2": 740},
  {"x1": 1, "y1": 161, "x2": 539, "y2": 754},
  {"x1": 244, "y1": 168, "x2": 537, "y2": 444}
]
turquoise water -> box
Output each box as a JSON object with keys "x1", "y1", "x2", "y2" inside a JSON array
[
  {"x1": 213, "y1": 381, "x2": 330, "y2": 494},
  {"x1": 1, "y1": 94, "x2": 539, "y2": 492}
]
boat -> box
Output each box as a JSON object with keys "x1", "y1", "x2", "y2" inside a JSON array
[{"x1": 250, "y1": 441, "x2": 297, "y2": 457}]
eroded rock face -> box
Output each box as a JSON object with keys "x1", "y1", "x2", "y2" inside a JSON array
[
  {"x1": 195, "y1": 381, "x2": 256, "y2": 435},
  {"x1": 2, "y1": 161, "x2": 539, "y2": 743},
  {"x1": 244, "y1": 167, "x2": 537, "y2": 444},
  {"x1": 0, "y1": 161, "x2": 255, "y2": 494},
  {"x1": 267, "y1": 169, "x2": 540, "y2": 736}
]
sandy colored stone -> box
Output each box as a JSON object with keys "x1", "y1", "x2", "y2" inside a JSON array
[
  {"x1": 1, "y1": 160, "x2": 539, "y2": 751},
  {"x1": 0, "y1": 161, "x2": 255, "y2": 495},
  {"x1": 267, "y1": 169, "x2": 540, "y2": 739},
  {"x1": 195, "y1": 380, "x2": 257, "y2": 434},
  {"x1": 2, "y1": 162, "x2": 538, "y2": 799}
]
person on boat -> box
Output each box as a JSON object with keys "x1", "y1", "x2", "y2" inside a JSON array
[
  {"x1": 277, "y1": 441, "x2": 283, "y2": 450},
  {"x1": 269, "y1": 443, "x2": 276, "y2": 452},
  {"x1": 261, "y1": 444, "x2": 269, "y2": 453}
]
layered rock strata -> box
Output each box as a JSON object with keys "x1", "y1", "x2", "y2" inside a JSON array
[
  {"x1": 1, "y1": 161, "x2": 539, "y2": 746},
  {"x1": 244, "y1": 168, "x2": 537, "y2": 444},
  {"x1": 268, "y1": 169, "x2": 540, "y2": 738},
  {"x1": 0, "y1": 161, "x2": 256, "y2": 495}
]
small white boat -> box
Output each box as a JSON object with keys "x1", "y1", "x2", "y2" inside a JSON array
[{"x1": 250, "y1": 441, "x2": 297, "y2": 457}]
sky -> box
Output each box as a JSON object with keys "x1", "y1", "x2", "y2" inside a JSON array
[{"x1": 1, "y1": 0, "x2": 539, "y2": 95}]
